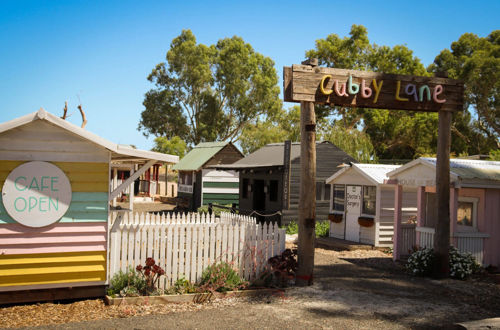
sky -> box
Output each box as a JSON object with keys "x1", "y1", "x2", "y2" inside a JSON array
[{"x1": 0, "y1": 0, "x2": 498, "y2": 151}]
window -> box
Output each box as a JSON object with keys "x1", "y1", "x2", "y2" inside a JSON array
[
  {"x1": 316, "y1": 182, "x2": 323, "y2": 201},
  {"x1": 242, "y1": 178, "x2": 249, "y2": 199},
  {"x1": 457, "y1": 197, "x2": 478, "y2": 229},
  {"x1": 324, "y1": 184, "x2": 331, "y2": 201},
  {"x1": 269, "y1": 180, "x2": 278, "y2": 202},
  {"x1": 362, "y1": 186, "x2": 376, "y2": 215},
  {"x1": 333, "y1": 185, "x2": 345, "y2": 212}
]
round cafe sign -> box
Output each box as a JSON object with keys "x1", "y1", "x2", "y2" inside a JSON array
[{"x1": 1, "y1": 161, "x2": 72, "y2": 227}]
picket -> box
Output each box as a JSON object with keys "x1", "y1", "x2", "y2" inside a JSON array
[{"x1": 108, "y1": 212, "x2": 286, "y2": 287}]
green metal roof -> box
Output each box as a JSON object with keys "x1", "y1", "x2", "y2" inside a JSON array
[{"x1": 172, "y1": 142, "x2": 229, "y2": 171}]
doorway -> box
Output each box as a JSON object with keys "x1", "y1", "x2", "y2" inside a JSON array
[{"x1": 345, "y1": 185, "x2": 361, "y2": 242}]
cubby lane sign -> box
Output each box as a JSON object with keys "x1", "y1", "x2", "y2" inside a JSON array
[
  {"x1": 2, "y1": 161, "x2": 72, "y2": 227},
  {"x1": 283, "y1": 65, "x2": 463, "y2": 112}
]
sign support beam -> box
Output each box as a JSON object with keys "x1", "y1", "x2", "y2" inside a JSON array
[{"x1": 297, "y1": 99, "x2": 316, "y2": 286}]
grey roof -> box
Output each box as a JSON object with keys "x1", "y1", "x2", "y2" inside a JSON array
[
  {"x1": 388, "y1": 157, "x2": 500, "y2": 182},
  {"x1": 214, "y1": 141, "x2": 344, "y2": 170}
]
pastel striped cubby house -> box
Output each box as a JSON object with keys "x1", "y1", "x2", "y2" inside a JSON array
[{"x1": 0, "y1": 109, "x2": 178, "y2": 303}]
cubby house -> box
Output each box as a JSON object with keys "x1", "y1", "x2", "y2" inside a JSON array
[
  {"x1": 0, "y1": 109, "x2": 178, "y2": 303},
  {"x1": 173, "y1": 142, "x2": 244, "y2": 211},
  {"x1": 388, "y1": 158, "x2": 500, "y2": 267},
  {"x1": 216, "y1": 141, "x2": 356, "y2": 225},
  {"x1": 326, "y1": 163, "x2": 417, "y2": 247}
]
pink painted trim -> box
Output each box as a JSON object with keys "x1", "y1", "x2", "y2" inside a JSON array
[
  {"x1": 0, "y1": 222, "x2": 107, "y2": 234},
  {"x1": 416, "y1": 187, "x2": 425, "y2": 245},
  {"x1": 393, "y1": 185, "x2": 403, "y2": 261},
  {"x1": 0, "y1": 222, "x2": 107, "y2": 255}
]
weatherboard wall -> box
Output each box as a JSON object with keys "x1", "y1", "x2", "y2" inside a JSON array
[
  {"x1": 201, "y1": 169, "x2": 239, "y2": 206},
  {"x1": 0, "y1": 121, "x2": 109, "y2": 291}
]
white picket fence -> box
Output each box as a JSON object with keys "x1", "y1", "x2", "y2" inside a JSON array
[
  {"x1": 108, "y1": 211, "x2": 286, "y2": 289},
  {"x1": 408, "y1": 226, "x2": 489, "y2": 265}
]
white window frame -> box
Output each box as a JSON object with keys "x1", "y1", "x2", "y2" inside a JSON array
[
  {"x1": 331, "y1": 184, "x2": 346, "y2": 214},
  {"x1": 361, "y1": 185, "x2": 376, "y2": 218},
  {"x1": 456, "y1": 196, "x2": 478, "y2": 232}
]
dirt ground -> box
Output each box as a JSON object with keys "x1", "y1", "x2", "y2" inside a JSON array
[{"x1": 2, "y1": 247, "x2": 499, "y2": 329}]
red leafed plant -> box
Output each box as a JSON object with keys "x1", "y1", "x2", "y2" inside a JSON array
[{"x1": 136, "y1": 257, "x2": 165, "y2": 295}]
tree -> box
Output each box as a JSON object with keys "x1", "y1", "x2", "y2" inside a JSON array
[
  {"x1": 319, "y1": 122, "x2": 376, "y2": 163},
  {"x1": 239, "y1": 106, "x2": 300, "y2": 154},
  {"x1": 152, "y1": 136, "x2": 187, "y2": 158},
  {"x1": 139, "y1": 30, "x2": 282, "y2": 146},
  {"x1": 429, "y1": 31, "x2": 500, "y2": 152},
  {"x1": 306, "y1": 25, "x2": 443, "y2": 161}
]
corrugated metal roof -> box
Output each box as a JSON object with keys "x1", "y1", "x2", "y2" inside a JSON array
[
  {"x1": 172, "y1": 142, "x2": 229, "y2": 171},
  {"x1": 421, "y1": 157, "x2": 500, "y2": 181},
  {"x1": 353, "y1": 163, "x2": 401, "y2": 184}
]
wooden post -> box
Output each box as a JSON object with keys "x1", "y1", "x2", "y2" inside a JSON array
[
  {"x1": 297, "y1": 100, "x2": 316, "y2": 286},
  {"x1": 433, "y1": 109, "x2": 452, "y2": 277}
]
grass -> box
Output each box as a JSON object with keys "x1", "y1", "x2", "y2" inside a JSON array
[{"x1": 283, "y1": 220, "x2": 330, "y2": 238}]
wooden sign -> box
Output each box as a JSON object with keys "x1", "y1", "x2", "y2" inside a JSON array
[
  {"x1": 2, "y1": 161, "x2": 72, "y2": 227},
  {"x1": 283, "y1": 65, "x2": 464, "y2": 112}
]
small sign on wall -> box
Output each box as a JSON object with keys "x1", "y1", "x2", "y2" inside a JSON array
[{"x1": 2, "y1": 161, "x2": 72, "y2": 227}]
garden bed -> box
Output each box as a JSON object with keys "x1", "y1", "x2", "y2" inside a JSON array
[{"x1": 105, "y1": 288, "x2": 285, "y2": 306}]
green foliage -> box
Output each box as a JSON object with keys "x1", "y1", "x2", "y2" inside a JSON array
[
  {"x1": 489, "y1": 149, "x2": 500, "y2": 160},
  {"x1": 315, "y1": 221, "x2": 330, "y2": 238},
  {"x1": 152, "y1": 136, "x2": 187, "y2": 158},
  {"x1": 406, "y1": 247, "x2": 480, "y2": 279},
  {"x1": 284, "y1": 221, "x2": 298, "y2": 235},
  {"x1": 306, "y1": 24, "x2": 444, "y2": 161},
  {"x1": 239, "y1": 106, "x2": 300, "y2": 154},
  {"x1": 139, "y1": 29, "x2": 281, "y2": 146},
  {"x1": 449, "y1": 246, "x2": 480, "y2": 279},
  {"x1": 430, "y1": 30, "x2": 500, "y2": 154},
  {"x1": 319, "y1": 121, "x2": 376, "y2": 162},
  {"x1": 107, "y1": 267, "x2": 147, "y2": 297},
  {"x1": 199, "y1": 262, "x2": 246, "y2": 292},
  {"x1": 405, "y1": 248, "x2": 434, "y2": 276},
  {"x1": 283, "y1": 220, "x2": 329, "y2": 238},
  {"x1": 167, "y1": 277, "x2": 197, "y2": 294}
]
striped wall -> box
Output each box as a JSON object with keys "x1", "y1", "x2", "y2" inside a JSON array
[
  {"x1": 0, "y1": 120, "x2": 109, "y2": 291},
  {"x1": 201, "y1": 169, "x2": 239, "y2": 206}
]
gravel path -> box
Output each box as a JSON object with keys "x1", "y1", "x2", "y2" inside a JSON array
[{"x1": 3, "y1": 247, "x2": 499, "y2": 329}]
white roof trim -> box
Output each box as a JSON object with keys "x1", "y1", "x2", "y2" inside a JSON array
[
  {"x1": 0, "y1": 108, "x2": 179, "y2": 164},
  {"x1": 386, "y1": 158, "x2": 458, "y2": 181},
  {"x1": 326, "y1": 163, "x2": 393, "y2": 186},
  {"x1": 326, "y1": 165, "x2": 351, "y2": 185}
]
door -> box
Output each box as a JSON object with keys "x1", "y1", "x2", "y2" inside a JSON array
[
  {"x1": 345, "y1": 185, "x2": 361, "y2": 242},
  {"x1": 253, "y1": 180, "x2": 266, "y2": 222}
]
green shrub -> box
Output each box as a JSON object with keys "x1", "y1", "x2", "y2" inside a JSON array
[
  {"x1": 199, "y1": 262, "x2": 246, "y2": 292},
  {"x1": 449, "y1": 246, "x2": 480, "y2": 279},
  {"x1": 107, "y1": 267, "x2": 147, "y2": 297},
  {"x1": 170, "y1": 277, "x2": 197, "y2": 294},
  {"x1": 283, "y1": 220, "x2": 329, "y2": 237},
  {"x1": 405, "y1": 247, "x2": 434, "y2": 276},
  {"x1": 284, "y1": 221, "x2": 298, "y2": 235},
  {"x1": 406, "y1": 246, "x2": 480, "y2": 279},
  {"x1": 315, "y1": 220, "x2": 330, "y2": 238}
]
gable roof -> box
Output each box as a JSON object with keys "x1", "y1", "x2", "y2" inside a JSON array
[
  {"x1": 215, "y1": 141, "x2": 349, "y2": 170},
  {"x1": 172, "y1": 141, "x2": 242, "y2": 171},
  {"x1": 0, "y1": 108, "x2": 179, "y2": 164},
  {"x1": 327, "y1": 163, "x2": 400, "y2": 185},
  {"x1": 387, "y1": 157, "x2": 500, "y2": 187}
]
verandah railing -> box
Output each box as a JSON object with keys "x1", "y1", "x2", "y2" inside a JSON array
[{"x1": 108, "y1": 211, "x2": 286, "y2": 288}]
